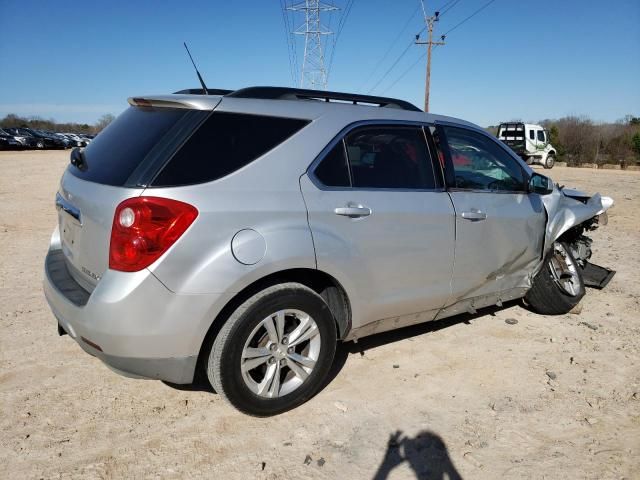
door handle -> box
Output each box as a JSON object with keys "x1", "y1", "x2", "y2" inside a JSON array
[
  {"x1": 334, "y1": 205, "x2": 372, "y2": 218},
  {"x1": 460, "y1": 210, "x2": 487, "y2": 221}
]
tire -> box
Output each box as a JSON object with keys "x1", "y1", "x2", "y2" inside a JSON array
[
  {"x1": 525, "y1": 242, "x2": 585, "y2": 315},
  {"x1": 544, "y1": 154, "x2": 555, "y2": 169},
  {"x1": 36, "y1": 141, "x2": 44, "y2": 149},
  {"x1": 207, "y1": 282, "x2": 337, "y2": 416}
]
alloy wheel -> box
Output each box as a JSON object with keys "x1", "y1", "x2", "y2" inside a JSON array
[
  {"x1": 240, "y1": 309, "x2": 321, "y2": 398},
  {"x1": 549, "y1": 243, "x2": 580, "y2": 296}
]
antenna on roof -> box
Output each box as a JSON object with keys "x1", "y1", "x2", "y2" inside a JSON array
[{"x1": 183, "y1": 42, "x2": 208, "y2": 95}]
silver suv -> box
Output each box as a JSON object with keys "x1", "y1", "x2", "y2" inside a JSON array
[{"x1": 44, "y1": 87, "x2": 614, "y2": 415}]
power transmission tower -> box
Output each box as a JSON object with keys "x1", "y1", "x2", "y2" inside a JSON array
[
  {"x1": 287, "y1": 1, "x2": 338, "y2": 90},
  {"x1": 415, "y1": 1, "x2": 444, "y2": 112}
]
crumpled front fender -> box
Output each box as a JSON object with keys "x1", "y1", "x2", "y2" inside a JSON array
[{"x1": 541, "y1": 187, "x2": 614, "y2": 251}]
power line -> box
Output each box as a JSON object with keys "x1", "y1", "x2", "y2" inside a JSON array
[
  {"x1": 380, "y1": 51, "x2": 426, "y2": 95},
  {"x1": 366, "y1": 38, "x2": 417, "y2": 94},
  {"x1": 327, "y1": 0, "x2": 355, "y2": 83},
  {"x1": 441, "y1": 0, "x2": 497, "y2": 37},
  {"x1": 439, "y1": 0, "x2": 461, "y2": 17},
  {"x1": 357, "y1": 3, "x2": 421, "y2": 91},
  {"x1": 436, "y1": 0, "x2": 457, "y2": 12},
  {"x1": 325, "y1": 0, "x2": 335, "y2": 60},
  {"x1": 288, "y1": 4, "x2": 300, "y2": 86},
  {"x1": 381, "y1": 0, "x2": 499, "y2": 98},
  {"x1": 279, "y1": 0, "x2": 297, "y2": 86}
]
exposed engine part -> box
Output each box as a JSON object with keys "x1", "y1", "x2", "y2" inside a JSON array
[{"x1": 560, "y1": 220, "x2": 596, "y2": 268}]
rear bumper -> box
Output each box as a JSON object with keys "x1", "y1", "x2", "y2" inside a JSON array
[{"x1": 43, "y1": 246, "x2": 222, "y2": 384}]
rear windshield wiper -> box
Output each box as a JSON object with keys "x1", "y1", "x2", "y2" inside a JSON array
[{"x1": 70, "y1": 147, "x2": 88, "y2": 172}]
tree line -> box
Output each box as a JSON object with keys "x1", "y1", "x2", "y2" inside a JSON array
[
  {"x1": 0, "y1": 113, "x2": 115, "y2": 135},
  {"x1": 489, "y1": 115, "x2": 640, "y2": 167}
]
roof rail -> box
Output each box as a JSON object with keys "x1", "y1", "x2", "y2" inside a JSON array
[
  {"x1": 173, "y1": 88, "x2": 234, "y2": 96},
  {"x1": 227, "y1": 86, "x2": 422, "y2": 112}
]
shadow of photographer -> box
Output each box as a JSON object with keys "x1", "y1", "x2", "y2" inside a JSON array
[{"x1": 373, "y1": 430, "x2": 462, "y2": 480}]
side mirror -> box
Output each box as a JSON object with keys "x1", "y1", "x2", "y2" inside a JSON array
[{"x1": 529, "y1": 172, "x2": 554, "y2": 195}]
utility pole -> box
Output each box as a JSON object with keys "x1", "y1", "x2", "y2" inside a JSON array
[
  {"x1": 415, "y1": 1, "x2": 444, "y2": 112},
  {"x1": 287, "y1": 1, "x2": 338, "y2": 90}
]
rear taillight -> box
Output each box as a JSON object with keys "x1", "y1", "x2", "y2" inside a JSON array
[{"x1": 109, "y1": 197, "x2": 198, "y2": 272}]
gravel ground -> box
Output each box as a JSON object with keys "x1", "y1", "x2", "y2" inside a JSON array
[{"x1": 1, "y1": 150, "x2": 639, "y2": 479}]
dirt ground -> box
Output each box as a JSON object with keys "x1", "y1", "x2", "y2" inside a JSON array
[{"x1": 1, "y1": 150, "x2": 638, "y2": 480}]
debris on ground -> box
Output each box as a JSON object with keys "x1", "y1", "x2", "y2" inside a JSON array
[
  {"x1": 333, "y1": 401, "x2": 347, "y2": 413},
  {"x1": 570, "y1": 303, "x2": 584, "y2": 315},
  {"x1": 579, "y1": 321, "x2": 599, "y2": 331}
]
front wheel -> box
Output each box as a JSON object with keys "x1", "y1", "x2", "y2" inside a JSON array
[
  {"x1": 544, "y1": 154, "x2": 555, "y2": 169},
  {"x1": 525, "y1": 242, "x2": 585, "y2": 315},
  {"x1": 207, "y1": 283, "x2": 337, "y2": 416}
]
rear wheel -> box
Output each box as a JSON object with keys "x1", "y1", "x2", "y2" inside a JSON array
[
  {"x1": 525, "y1": 242, "x2": 585, "y2": 314},
  {"x1": 207, "y1": 283, "x2": 337, "y2": 416},
  {"x1": 544, "y1": 154, "x2": 555, "y2": 169}
]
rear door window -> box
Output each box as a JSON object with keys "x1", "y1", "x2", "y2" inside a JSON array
[
  {"x1": 313, "y1": 142, "x2": 351, "y2": 187},
  {"x1": 344, "y1": 126, "x2": 435, "y2": 189},
  {"x1": 152, "y1": 112, "x2": 310, "y2": 187},
  {"x1": 68, "y1": 106, "x2": 189, "y2": 186}
]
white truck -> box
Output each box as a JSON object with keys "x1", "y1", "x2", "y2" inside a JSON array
[{"x1": 498, "y1": 122, "x2": 557, "y2": 169}]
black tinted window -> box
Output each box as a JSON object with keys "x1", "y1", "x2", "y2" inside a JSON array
[
  {"x1": 443, "y1": 126, "x2": 525, "y2": 192},
  {"x1": 529, "y1": 129, "x2": 535, "y2": 140},
  {"x1": 314, "y1": 142, "x2": 350, "y2": 187},
  {"x1": 153, "y1": 112, "x2": 309, "y2": 186},
  {"x1": 537, "y1": 130, "x2": 545, "y2": 142},
  {"x1": 345, "y1": 126, "x2": 435, "y2": 189},
  {"x1": 69, "y1": 106, "x2": 187, "y2": 186}
]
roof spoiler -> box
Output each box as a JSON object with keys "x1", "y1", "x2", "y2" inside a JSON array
[
  {"x1": 172, "y1": 86, "x2": 422, "y2": 112},
  {"x1": 173, "y1": 88, "x2": 234, "y2": 96}
]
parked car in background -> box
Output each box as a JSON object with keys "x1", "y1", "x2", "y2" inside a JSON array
[
  {"x1": 44, "y1": 86, "x2": 614, "y2": 416},
  {"x1": 0, "y1": 128, "x2": 24, "y2": 149},
  {"x1": 4, "y1": 128, "x2": 40, "y2": 149},
  {"x1": 78, "y1": 134, "x2": 93, "y2": 145},
  {"x1": 62, "y1": 133, "x2": 86, "y2": 147},
  {"x1": 497, "y1": 122, "x2": 557, "y2": 169},
  {"x1": 53, "y1": 132, "x2": 80, "y2": 148},
  {"x1": 6, "y1": 128, "x2": 66, "y2": 149}
]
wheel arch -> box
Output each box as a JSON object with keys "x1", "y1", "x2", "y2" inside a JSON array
[{"x1": 195, "y1": 268, "x2": 352, "y2": 376}]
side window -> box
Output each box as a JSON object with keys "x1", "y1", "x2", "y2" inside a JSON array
[
  {"x1": 537, "y1": 130, "x2": 545, "y2": 142},
  {"x1": 152, "y1": 112, "x2": 309, "y2": 187},
  {"x1": 344, "y1": 126, "x2": 435, "y2": 189},
  {"x1": 529, "y1": 129, "x2": 535, "y2": 140},
  {"x1": 442, "y1": 126, "x2": 526, "y2": 192},
  {"x1": 313, "y1": 142, "x2": 350, "y2": 187}
]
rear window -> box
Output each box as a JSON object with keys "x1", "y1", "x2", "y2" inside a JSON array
[
  {"x1": 68, "y1": 106, "x2": 188, "y2": 186},
  {"x1": 151, "y1": 112, "x2": 310, "y2": 187}
]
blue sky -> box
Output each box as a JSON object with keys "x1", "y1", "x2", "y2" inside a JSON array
[{"x1": 0, "y1": 0, "x2": 638, "y2": 126}]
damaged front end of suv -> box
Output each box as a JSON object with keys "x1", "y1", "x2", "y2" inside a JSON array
[{"x1": 525, "y1": 183, "x2": 615, "y2": 314}]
